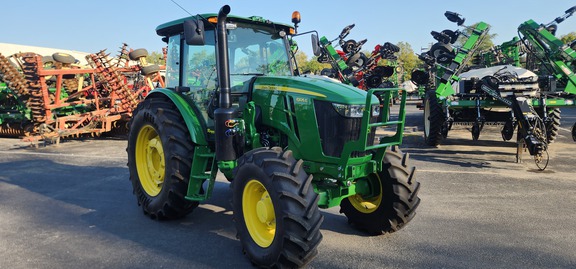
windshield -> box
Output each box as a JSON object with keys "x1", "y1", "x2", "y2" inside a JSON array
[
  {"x1": 228, "y1": 22, "x2": 292, "y2": 77},
  {"x1": 179, "y1": 22, "x2": 292, "y2": 91}
]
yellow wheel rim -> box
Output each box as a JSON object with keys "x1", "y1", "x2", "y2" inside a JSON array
[
  {"x1": 243, "y1": 180, "x2": 276, "y2": 248},
  {"x1": 349, "y1": 176, "x2": 382, "y2": 214},
  {"x1": 135, "y1": 125, "x2": 165, "y2": 197}
]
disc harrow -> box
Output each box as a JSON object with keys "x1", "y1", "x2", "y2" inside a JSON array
[
  {"x1": 20, "y1": 53, "x2": 48, "y2": 126},
  {"x1": 0, "y1": 43, "x2": 165, "y2": 143},
  {"x1": 87, "y1": 50, "x2": 140, "y2": 113},
  {"x1": 0, "y1": 53, "x2": 30, "y2": 102}
]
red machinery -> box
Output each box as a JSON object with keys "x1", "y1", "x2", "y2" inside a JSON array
[{"x1": 0, "y1": 44, "x2": 165, "y2": 143}]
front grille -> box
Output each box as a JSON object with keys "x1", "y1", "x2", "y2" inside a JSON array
[{"x1": 314, "y1": 100, "x2": 376, "y2": 158}]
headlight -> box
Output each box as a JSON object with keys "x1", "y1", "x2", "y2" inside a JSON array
[
  {"x1": 371, "y1": 104, "x2": 380, "y2": 117},
  {"x1": 332, "y1": 103, "x2": 365, "y2": 118}
]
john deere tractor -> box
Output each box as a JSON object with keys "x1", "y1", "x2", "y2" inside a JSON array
[{"x1": 127, "y1": 5, "x2": 420, "y2": 268}]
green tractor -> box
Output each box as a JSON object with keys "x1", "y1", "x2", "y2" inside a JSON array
[{"x1": 127, "y1": 5, "x2": 420, "y2": 268}]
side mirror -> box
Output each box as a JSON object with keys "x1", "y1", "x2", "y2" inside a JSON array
[
  {"x1": 183, "y1": 19, "x2": 205, "y2": 45},
  {"x1": 311, "y1": 34, "x2": 321, "y2": 56},
  {"x1": 444, "y1": 11, "x2": 465, "y2": 26}
]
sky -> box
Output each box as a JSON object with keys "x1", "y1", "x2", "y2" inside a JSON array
[{"x1": 1, "y1": 0, "x2": 574, "y2": 58}]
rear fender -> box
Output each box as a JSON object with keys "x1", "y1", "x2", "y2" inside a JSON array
[{"x1": 146, "y1": 89, "x2": 207, "y2": 145}]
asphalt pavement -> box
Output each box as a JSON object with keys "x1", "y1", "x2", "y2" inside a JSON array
[{"x1": 1, "y1": 104, "x2": 575, "y2": 269}]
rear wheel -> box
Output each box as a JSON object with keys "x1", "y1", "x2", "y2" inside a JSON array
[
  {"x1": 340, "y1": 146, "x2": 420, "y2": 235},
  {"x1": 423, "y1": 90, "x2": 445, "y2": 146},
  {"x1": 232, "y1": 147, "x2": 323, "y2": 268},
  {"x1": 127, "y1": 96, "x2": 198, "y2": 219}
]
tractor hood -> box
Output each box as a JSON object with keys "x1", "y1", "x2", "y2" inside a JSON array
[{"x1": 252, "y1": 75, "x2": 379, "y2": 105}]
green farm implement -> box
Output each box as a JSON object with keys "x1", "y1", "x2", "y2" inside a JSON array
[
  {"x1": 473, "y1": 6, "x2": 576, "y2": 143},
  {"x1": 418, "y1": 9, "x2": 576, "y2": 169},
  {"x1": 517, "y1": 6, "x2": 576, "y2": 143},
  {"x1": 127, "y1": 5, "x2": 420, "y2": 268}
]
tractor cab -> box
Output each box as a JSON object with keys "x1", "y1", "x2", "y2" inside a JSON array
[{"x1": 158, "y1": 14, "x2": 295, "y2": 131}]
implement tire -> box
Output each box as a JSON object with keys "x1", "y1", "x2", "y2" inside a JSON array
[
  {"x1": 129, "y1": 48, "x2": 149, "y2": 61},
  {"x1": 572, "y1": 122, "x2": 576, "y2": 142},
  {"x1": 52, "y1": 52, "x2": 76, "y2": 64},
  {"x1": 232, "y1": 147, "x2": 323, "y2": 268},
  {"x1": 423, "y1": 90, "x2": 445, "y2": 146},
  {"x1": 340, "y1": 146, "x2": 420, "y2": 235},
  {"x1": 545, "y1": 108, "x2": 561, "y2": 144},
  {"x1": 127, "y1": 96, "x2": 198, "y2": 220},
  {"x1": 141, "y1": 65, "x2": 160, "y2": 76}
]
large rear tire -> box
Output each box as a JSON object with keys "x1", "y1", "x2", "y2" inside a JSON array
[
  {"x1": 127, "y1": 96, "x2": 198, "y2": 220},
  {"x1": 232, "y1": 147, "x2": 323, "y2": 268},
  {"x1": 340, "y1": 146, "x2": 420, "y2": 235},
  {"x1": 423, "y1": 90, "x2": 445, "y2": 146}
]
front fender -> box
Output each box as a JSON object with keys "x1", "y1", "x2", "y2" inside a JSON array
[{"x1": 146, "y1": 89, "x2": 207, "y2": 145}]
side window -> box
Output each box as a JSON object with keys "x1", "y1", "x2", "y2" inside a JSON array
[
  {"x1": 181, "y1": 32, "x2": 217, "y2": 127},
  {"x1": 183, "y1": 42, "x2": 216, "y2": 90},
  {"x1": 165, "y1": 35, "x2": 180, "y2": 87}
]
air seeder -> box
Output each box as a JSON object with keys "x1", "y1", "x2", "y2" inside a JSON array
[
  {"x1": 416, "y1": 9, "x2": 576, "y2": 169},
  {"x1": 127, "y1": 5, "x2": 420, "y2": 268},
  {"x1": 473, "y1": 6, "x2": 576, "y2": 144}
]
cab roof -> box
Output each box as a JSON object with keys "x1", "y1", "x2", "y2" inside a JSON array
[{"x1": 156, "y1": 13, "x2": 295, "y2": 38}]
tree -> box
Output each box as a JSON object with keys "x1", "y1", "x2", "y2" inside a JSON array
[
  {"x1": 395, "y1": 42, "x2": 421, "y2": 81},
  {"x1": 146, "y1": 51, "x2": 166, "y2": 65},
  {"x1": 292, "y1": 51, "x2": 331, "y2": 74},
  {"x1": 304, "y1": 56, "x2": 331, "y2": 74},
  {"x1": 292, "y1": 51, "x2": 309, "y2": 73},
  {"x1": 560, "y1": 32, "x2": 576, "y2": 45}
]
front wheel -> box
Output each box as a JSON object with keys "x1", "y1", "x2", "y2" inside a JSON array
[
  {"x1": 340, "y1": 146, "x2": 421, "y2": 235},
  {"x1": 127, "y1": 97, "x2": 198, "y2": 220},
  {"x1": 232, "y1": 147, "x2": 323, "y2": 268}
]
